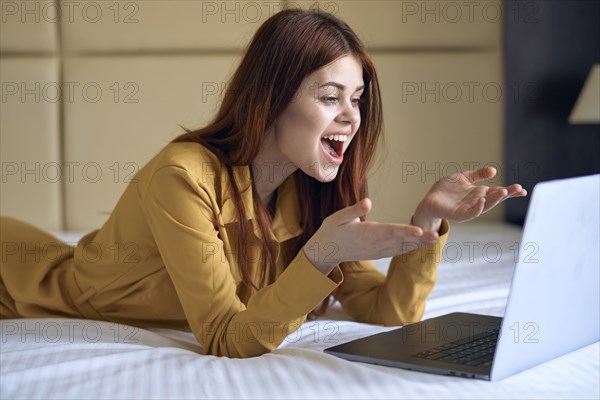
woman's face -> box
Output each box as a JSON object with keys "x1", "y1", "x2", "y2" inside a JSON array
[{"x1": 271, "y1": 54, "x2": 364, "y2": 182}]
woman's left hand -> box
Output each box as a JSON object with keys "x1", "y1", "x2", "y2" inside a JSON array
[{"x1": 412, "y1": 167, "x2": 528, "y2": 231}]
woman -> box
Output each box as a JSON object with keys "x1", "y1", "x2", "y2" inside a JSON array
[{"x1": 0, "y1": 9, "x2": 526, "y2": 358}]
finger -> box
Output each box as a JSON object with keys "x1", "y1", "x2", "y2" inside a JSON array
[
  {"x1": 385, "y1": 229, "x2": 440, "y2": 255},
  {"x1": 456, "y1": 197, "x2": 485, "y2": 222},
  {"x1": 448, "y1": 186, "x2": 487, "y2": 221},
  {"x1": 463, "y1": 167, "x2": 496, "y2": 184},
  {"x1": 505, "y1": 184, "x2": 528, "y2": 197},
  {"x1": 487, "y1": 187, "x2": 508, "y2": 203},
  {"x1": 376, "y1": 235, "x2": 440, "y2": 259},
  {"x1": 363, "y1": 221, "x2": 424, "y2": 238},
  {"x1": 330, "y1": 198, "x2": 372, "y2": 226},
  {"x1": 460, "y1": 185, "x2": 489, "y2": 204},
  {"x1": 421, "y1": 230, "x2": 440, "y2": 243},
  {"x1": 488, "y1": 185, "x2": 527, "y2": 203},
  {"x1": 504, "y1": 188, "x2": 527, "y2": 200},
  {"x1": 483, "y1": 184, "x2": 531, "y2": 213},
  {"x1": 392, "y1": 236, "x2": 440, "y2": 256},
  {"x1": 482, "y1": 188, "x2": 509, "y2": 213}
]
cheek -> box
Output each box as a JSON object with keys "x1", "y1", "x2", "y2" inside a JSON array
[
  {"x1": 354, "y1": 110, "x2": 362, "y2": 130},
  {"x1": 296, "y1": 101, "x2": 330, "y2": 127},
  {"x1": 280, "y1": 106, "x2": 331, "y2": 146}
]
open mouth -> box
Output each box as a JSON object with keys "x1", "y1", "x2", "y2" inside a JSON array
[{"x1": 321, "y1": 137, "x2": 344, "y2": 158}]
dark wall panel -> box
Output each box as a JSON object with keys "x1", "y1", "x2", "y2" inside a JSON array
[{"x1": 504, "y1": 0, "x2": 600, "y2": 225}]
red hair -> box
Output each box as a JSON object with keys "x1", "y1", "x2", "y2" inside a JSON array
[{"x1": 172, "y1": 8, "x2": 384, "y2": 316}]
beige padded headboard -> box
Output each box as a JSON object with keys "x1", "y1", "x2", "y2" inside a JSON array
[{"x1": 1, "y1": 0, "x2": 503, "y2": 231}]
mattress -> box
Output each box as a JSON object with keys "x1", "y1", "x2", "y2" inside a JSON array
[{"x1": 2, "y1": 222, "x2": 598, "y2": 399}]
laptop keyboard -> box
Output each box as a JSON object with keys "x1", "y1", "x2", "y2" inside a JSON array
[{"x1": 411, "y1": 327, "x2": 500, "y2": 367}]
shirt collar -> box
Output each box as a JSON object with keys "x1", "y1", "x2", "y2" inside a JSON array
[{"x1": 221, "y1": 166, "x2": 302, "y2": 243}]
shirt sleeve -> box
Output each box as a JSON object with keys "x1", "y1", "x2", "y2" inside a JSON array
[
  {"x1": 333, "y1": 219, "x2": 449, "y2": 326},
  {"x1": 141, "y1": 166, "x2": 343, "y2": 358}
]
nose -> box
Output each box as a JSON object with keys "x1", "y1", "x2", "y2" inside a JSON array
[{"x1": 335, "y1": 99, "x2": 361, "y2": 126}]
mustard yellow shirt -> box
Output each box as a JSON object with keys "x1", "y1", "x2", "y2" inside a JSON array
[{"x1": 1, "y1": 141, "x2": 448, "y2": 358}]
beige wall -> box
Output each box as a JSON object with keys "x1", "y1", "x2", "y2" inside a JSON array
[{"x1": 1, "y1": 0, "x2": 503, "y2": 231}]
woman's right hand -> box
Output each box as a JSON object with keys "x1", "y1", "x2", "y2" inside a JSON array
[{"x1": 302, "y1": 198, "x2": 441, "y2": 275}]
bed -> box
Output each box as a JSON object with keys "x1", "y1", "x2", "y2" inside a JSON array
[{"x1": 2, "y1": 222, "x2": 598, "y2": 399}]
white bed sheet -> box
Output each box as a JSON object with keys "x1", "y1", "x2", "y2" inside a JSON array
[{"x1": 2, "y1": 222, "x2": 599, "y2": 399}]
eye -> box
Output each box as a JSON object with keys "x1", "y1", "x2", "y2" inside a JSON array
[
  {"x1": 321, "y1": 96, "x2": 338, "y2": 104},
  {"x1": 351, "y1": 97, "x2": 364, "y2": 106}
]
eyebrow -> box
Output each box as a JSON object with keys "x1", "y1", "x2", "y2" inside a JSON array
[{"x1": 319, "y1": 81, "x2": 365, "y2": 92}]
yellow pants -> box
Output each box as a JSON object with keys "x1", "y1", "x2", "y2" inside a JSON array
[{"x1": 1, "y1": 216, "x2": 81, "y2": 319}]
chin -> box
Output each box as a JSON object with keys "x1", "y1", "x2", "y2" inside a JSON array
[
  {"x1": 298, "y1": 159, "x2": 340, "y2": 182},
  {"x1": 315, "y1": 165, "x2": 340, "y2": 182}
]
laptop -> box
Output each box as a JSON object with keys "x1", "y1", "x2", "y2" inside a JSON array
[{"x1": 324, "y1": 174, "x2": 600, "y2": 381}]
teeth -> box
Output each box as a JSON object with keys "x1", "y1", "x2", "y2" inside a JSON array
[{"x1": 322, "y1": 134, "x2": 348, "y2": 142}]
